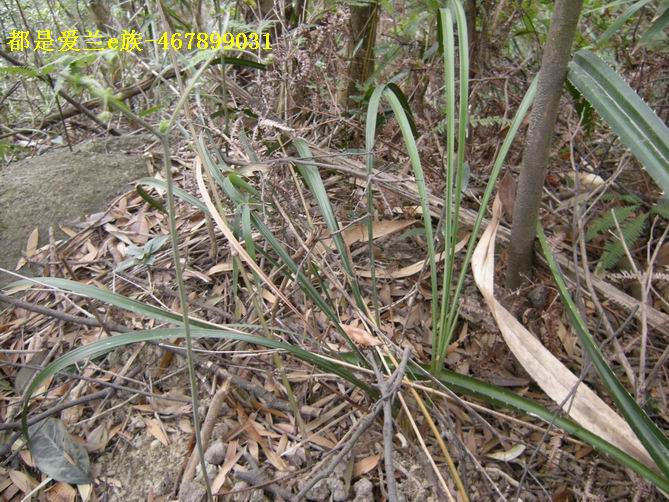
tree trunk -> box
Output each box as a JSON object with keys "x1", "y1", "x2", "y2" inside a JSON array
[
  {"x1": 505, "y1": 0, "x2": 583, "y2": 289},
  {"x1": 346, "y1": 1, "x2": 379, "y2": 109}
]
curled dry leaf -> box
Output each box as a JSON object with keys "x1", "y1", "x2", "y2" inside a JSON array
[
  {"x1": 487, "y1": 444, "x2": 526, "y2": 463},
  {"x1": 471, "y1": 196, "x2": 653, "y2": 468},
  {"x1": 143, "y1": 417, "x2": 169, "y2": 446},
  {"x1": 341, "y1": 324, "x2": 381, "y2": 347},
  {"x1": 16, "y1": 227, "x2": 39, "y2": 270},
  {"x1": 568, "y1": 172, "x2": 605, "y2": 190}
]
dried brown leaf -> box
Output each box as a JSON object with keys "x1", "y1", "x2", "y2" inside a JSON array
[
  {"x1": 143, "y1": 418, "x2": 169, "y2": 446},
  {"x1": 353, "y1": 453, "x2": 380, "y2": 477},
  {"x1": 341, "y1": 324, "x2": 381, "y2": 347},
  {"x1": 46, "y1": 482, "x2": 77, "y2": 502}
]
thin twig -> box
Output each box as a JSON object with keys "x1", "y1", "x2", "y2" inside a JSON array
[{"x1": 370, "y1": 347, "x2": 411, "y2": 502}]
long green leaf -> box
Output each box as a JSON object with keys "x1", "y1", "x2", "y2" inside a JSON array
[
  {"x1": 138, "y1": 178, "x2": 209, "y2": 213},
  {"x1": 640, "y1": 4, "x2": 669, "y2": 44},
  {"x1": 598, "y1": 0, "x2": 655, "y2": 44},
  {"x1": 6, "y1": 278, "x2": 217, "y2": 329},
  {"x1": 435, "y1": 0, "x2": 471, "y2": 371},
  {"x1": 292, "y1": 139, "x2": 368, "y2": 316},
  {"x1": 338, "y1": 350, "x2": 669, "y2": 491},
  {"x1": 440, "y1": 77, "x2": 538, "y2": 354},
  {"x1": 538, "y1": 225, "x2": 669, "y2": 476},
  {"x1": 568, "y1": 50, "x2": 669, "y2": 194},
  {"x1": 21, "y1": 327, "x2": 373, "y2": 440},
  {"x1": 435, "y1": 368, "x2": 669, "y2": 492}
]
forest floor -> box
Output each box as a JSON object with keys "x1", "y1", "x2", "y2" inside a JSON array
[{"x1": 1, "y1": 6, "x2": 669, "y2": 502}]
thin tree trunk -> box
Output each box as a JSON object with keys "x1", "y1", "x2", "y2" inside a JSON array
[
  {"x1": 346, "y1": 1, "x2": 379, "y2": 109},
  {"x1": 505, "y1": 0, "x2": 583, "y2": 289}
]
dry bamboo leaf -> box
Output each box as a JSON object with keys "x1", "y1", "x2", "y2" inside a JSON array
[
  {"x1": 26, "y1": 227, "x2": 39, "y2": 257},
  {"x1": 212, "y1": 441, "x2": 242, "y2": 493},
  {"x1": 341, "y1": 324, "x2": 381, "y2": 347},
  {"x1": 59, "y1": 225, "x2": 78, "y2": 238},
  {"x1": 183, "y1": 268, "x2": 211, "y2": 283},
  {"x1": 307, "y1": 434, "x2": 336, "y2": 449},
  {"x1": 8, "y1": 469, "x2": 37, "y2": 494},
  {"x1": 207, "y1": 262, "x2": 233, "y2": 275},
  {"x1": 353, "y1": 453, "x2": 380, "y2": 477},
  {"x1": 471, "y1": 196, "x2": 653, "y2": 467},
  {"x1": 143, "y1": 418, "x2": 169, "y2": 446},
  {"x1": 77, "y1": 483, "x2": 92, "y2": 502},
  {"x1": 332, "y1": 219, "x2": 416, "y2": 248}
]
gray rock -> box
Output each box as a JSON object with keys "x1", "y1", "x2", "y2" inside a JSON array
[
  {"x1": 178, "y1": 480, "x2": 206, "y2": 502},
  {"x1": 204, "y1": 440, "x2": 227, "y2": 465},
  {"x1": 528, "y1": 284, "x2": 548, "y2": 310},
  {"x1": 0, "y1": 136, "x2": 147, "y2": 286},
  {"x1": 353, "y1": 477, "x2": 374, "y2": 502},
  {"x1": 299, "y1": 478, "x2": 330, "y2": 501}
]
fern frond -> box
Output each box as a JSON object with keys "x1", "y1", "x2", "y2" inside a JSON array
[
  {"x1": 651, "y1": 200, "x2": 669, "y2": 219},
  {"x1": 586, "y1": 205, "x2": 638, "y2": 242},
  {"x1": 596, "y1": 213, "x2": 648, "y2": 272},
  {"x1": 600, "y1": 193, "x2": 642, "y2": 204}
]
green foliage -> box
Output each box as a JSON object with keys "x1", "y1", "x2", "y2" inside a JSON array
[
  {"x1": 587, "y1": 195, "x2": 668, "y2": 273},
  {"x1": 586, "y1": 203, "x2": 640, "y2": 241},
  {"x1": 596, "y1": 212, "x2": 648, "y2": 272},
  {"x1": 114, "y1": 235, "x2": 171, "y2": 272},
  {"x1": 651, "y1": 200, "x2": 669, "y2": 218}
]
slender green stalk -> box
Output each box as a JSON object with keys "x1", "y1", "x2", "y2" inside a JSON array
[
  {"x1": 161, "y1": 136, "x2": 212, "y2": 499},
  {"x1": 436, "y1": 7, "x2": 456, "y2": 375},
  {"x1": 445, "y1": 0, "x2": 470, "y2": 344},
  {"x1": 434, "y1": 2, "x2": 473, "y2": 373}
]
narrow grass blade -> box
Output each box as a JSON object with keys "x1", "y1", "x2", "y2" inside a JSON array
[
  {"x1": 292, "y1": 138, "x2": 369, "y2": 317},
  {"x1": 138, "y1": 178, "x2": 209, "y2": 213},
  {"x1": 6, "y1": 277, "x2": 218, "y2": 329},
  {"x1": 640, "y1": 5, "x2": 669, "y2": 45},
  {"x1": 440, "y1": 77, "x2": 539, "y2": 356},
  {"x1": 434, "y1": 0, "x2": 471, "y2": 372},
  {"x1": 598, "y1": 0, "x2": 655, "y2": 45},
  {"x1": 436, "y1": 7, "x2": 457, "y2": 371}
]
